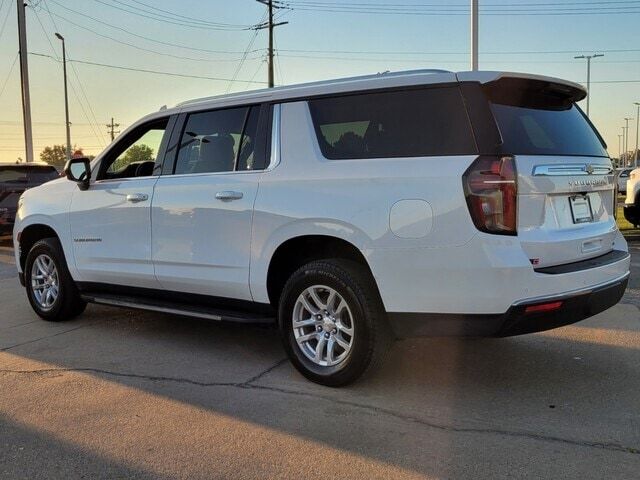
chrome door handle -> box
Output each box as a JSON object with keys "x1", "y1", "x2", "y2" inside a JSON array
[
  {"x1": 215, "y1": 191, "x2": 243, "y2": 201},
  {"x1": 126, "y1": 193, "x2": 149, "y2": 203}
]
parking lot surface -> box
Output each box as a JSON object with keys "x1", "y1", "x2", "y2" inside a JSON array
[{"x1": 1, "y1": 235, "x2": 639, "y2": 479}]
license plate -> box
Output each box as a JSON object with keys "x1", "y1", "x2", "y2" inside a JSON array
[{"x1": 569, "y1": 195, "x2": 593, "y2": 224}]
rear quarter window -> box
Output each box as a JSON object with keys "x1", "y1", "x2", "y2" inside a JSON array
[{"x1": 308, "y1": 87, "x2": 477, "y2": 159}]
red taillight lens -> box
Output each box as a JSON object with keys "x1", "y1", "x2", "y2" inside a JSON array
[
  {"x1": 463, "y1": 155, "x2": 517, "y2": 235},
  {"x1": 525, "y1": 301, "x2": 563, "y2": 314}
]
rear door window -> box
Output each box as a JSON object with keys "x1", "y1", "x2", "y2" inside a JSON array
[
  {"x1": 308, "y1": 87, "x2": 477, "y2": 159},
  {"x1": 174, "y1": 106, "x2": 262, "y2": 175}
]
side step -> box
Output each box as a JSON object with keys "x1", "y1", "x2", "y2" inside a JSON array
[{"x1": 80, "y1": 293, "x2": 275, "y2": 324}]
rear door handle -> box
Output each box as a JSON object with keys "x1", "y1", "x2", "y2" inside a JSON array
[
  {"x1": 126, "y1": 193, "x2": 149, "y2": 203},
  {"x1": 215, "y1": 191, "x2": 243, "y2": 201}
]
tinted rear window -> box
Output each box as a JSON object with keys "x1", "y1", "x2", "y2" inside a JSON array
[
  {"x1": 0, "y1": 166, "x2": 58, "y2": 184},
  {"x1": 490, "y1": 103, "x2": 607, "y2": 157},
  {"x1": 27, "y1": 167, "x2": 59, "y2": 183},
  {"x1": 308, "y1": 87, "x2": 477, "y2": 159},
  {"x1": 0, "y1": 167, "x2": 28, "y2": 183}
]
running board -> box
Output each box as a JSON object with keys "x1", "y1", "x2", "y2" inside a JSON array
[{"x1": 81, "y1": 293, "x2": 275, "y2": 324}]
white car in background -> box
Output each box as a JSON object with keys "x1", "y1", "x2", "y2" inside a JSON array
[
  {"x1": 616, "y1": 167, "x2": 633, "y2": 194},
  {"x1": 13, "y1": 70, "x2": 630, "y2": 386}
]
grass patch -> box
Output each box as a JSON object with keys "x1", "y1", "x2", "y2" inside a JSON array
[{"x1": 617, "y1": 198, "x2": 640, "y2": 236}]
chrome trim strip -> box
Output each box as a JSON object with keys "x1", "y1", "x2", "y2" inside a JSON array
[
  {"x1": 513, "y1": 271, "x2": 629, "y2": 306},
  {"x1": 532, "y1": 164, "x2": 613, "y2": 176},
  {"x1": 267, "y1": 104, "x2": 281, "y2": 171}
]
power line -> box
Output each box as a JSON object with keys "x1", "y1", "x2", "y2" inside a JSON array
[
  {"x1": 30, "y1": 4, "x2": 107, "y2": 148},
  {"x1": 29, "y1": 52, "x2": 270, "y2": 85},
  {"x1": 111, "y1": 0, "x2": 251, "y2": 29},
  {"x1": 226, "y1": 12, "x2": 268, "y2": 93},
  {"x1": 45, "y1": 2, "x2": 263, "y2": 64},
  {"x1": 0, "y1": 0, "x2": 12, "y2": 42},
  {"x1": 0, "y1": 53, "x2": 18, "y2": 101},
  {"x1": 46, "y1": 0, "x2": 264, "y2": 56},
  {"x1": 89, "y1": 0, "x2": 254, "y2": 30}
]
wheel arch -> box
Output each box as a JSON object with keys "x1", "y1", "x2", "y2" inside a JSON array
[
  {"x1": 265, "y1": 234, "x2": 380, "y2": 309},
  {"x1": 18, "y1": 223, "x2": 62, "y2": 272}
]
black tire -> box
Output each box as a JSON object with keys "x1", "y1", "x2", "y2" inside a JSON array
[
  {"x1": 24, "y1": 237, "x2": 86, "y2": 322},
  {"x1": 278, "y1": 259, "x2": 392, "y2": 387}
]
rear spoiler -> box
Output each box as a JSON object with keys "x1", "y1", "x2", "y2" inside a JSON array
[{"x1": 456, "y1": 71, "x2": 587, "y2": 107}]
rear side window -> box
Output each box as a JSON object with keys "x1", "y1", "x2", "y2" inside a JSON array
[{"x1": 308, "y1": 87, "x2": 477, "y2": 159}]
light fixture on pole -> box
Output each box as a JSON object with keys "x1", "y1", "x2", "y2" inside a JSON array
[
  {"x1": 55, "y1": 32, "x2": 71, "y2": 163},
  {"x1": 574, "y1": 53, "x2": 604, "y2": 117}
]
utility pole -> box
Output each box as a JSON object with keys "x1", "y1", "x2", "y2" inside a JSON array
[
  {"x1": 471, "y1": 0, "x2": 479, "y2": 71},
  {"x1": 17, "y1": 0, "x2": 34, "y2": 163},
  {"x1": 634, "y1": 102, "x2": 640, "y2": 167},
  {"x1": 256, "y1": 0, "x2": 288, "y2": 88},
  {"x1": 625, "y1": 117, "x2": 633, "y2": 165},
  {"x1": 106, "y1": 117, "x2": 120, "y2": 142},
  {"x1": 55, "y1": 33, "x2": 71, "y2": 163},
  {"x1": 574, "y1": 53, "x2": 604, "y2": 117}
]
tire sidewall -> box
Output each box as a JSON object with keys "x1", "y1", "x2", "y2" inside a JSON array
[
  {"x1": 25, "y1": 239, "x2": 69, "y2": 320},
  {"x1": 279, "y1": 262, "x2": 375, "y2": 386}
]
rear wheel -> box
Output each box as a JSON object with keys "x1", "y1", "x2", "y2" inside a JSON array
[
  {"x1": 24, "y1": 238, "x2": 86, "y2": 321},
  {"x1": 278, "y1": 259, "x2": 392, "y2": 387}
]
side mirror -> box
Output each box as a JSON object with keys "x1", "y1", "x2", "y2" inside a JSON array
[{"x1": 63, "y1": 157, "x2": 91, "y2": 191}]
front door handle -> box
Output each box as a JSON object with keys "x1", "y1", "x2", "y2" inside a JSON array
[
  {"x1": 126, "y1": 193, "x2": 149, "y2": 203},
  {"x1": 215, "y1": 191, "x2": 243, "y2": 201}
]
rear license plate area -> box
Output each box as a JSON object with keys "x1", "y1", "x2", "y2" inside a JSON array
[{"x1": 569, "y1": 195, "x2": 593, "y2": 224}]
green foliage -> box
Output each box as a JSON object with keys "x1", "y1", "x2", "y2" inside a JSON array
[
  {"x1": 39, "y1": 145, "x2": 67, "y2": 168},
  {"x1": 111, "y1": 144, "x2": 154, "y2": 172}
]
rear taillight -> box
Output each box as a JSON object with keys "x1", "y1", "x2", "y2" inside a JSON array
[{"x1": 463, "y1": 155, "x2": 517, "y2": 235}]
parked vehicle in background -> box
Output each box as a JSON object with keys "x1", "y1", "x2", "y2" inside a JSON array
[
  {"x1": 623, "y1": 167, "x2": 640, "y2": 226},
  {"x1": 0, "y1": 163, "x2": 59, "y2": 235},
  {"x1": 13, "y1": 70, "x2": 630, "y2": 386},
  {"x1": 616, "y1": 167, "x2": 633, "y2": 194}
]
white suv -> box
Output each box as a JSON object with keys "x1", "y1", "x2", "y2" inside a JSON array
[{"x1": 14, "y1": 70, "x2": 630, "y2": 386}]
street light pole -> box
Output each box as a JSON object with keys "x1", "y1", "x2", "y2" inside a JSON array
[
  {"x1": 55, "y1": 33, "x2": 71, "y2": 163},
  {"x1": 634, "y1": 102, "x2": 640, "y2": 167},
  {"x1": 574, "y1": 53, "x2": 604, "y2": 117},
  {"x1": 619, "y1": 134, "x2": 624, "y2": 166},
  {"x1": 624, "y1": 117, "x2": 633, "y2": 166},
  {"x1": 471, "y1": 0, "x2": 479, "y2": 71},
  {"x1": 622, "y1": 126, "x2": 627, "y2": 165}
]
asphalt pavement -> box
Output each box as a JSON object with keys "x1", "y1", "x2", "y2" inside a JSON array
[{"x1": 0, "y1": 235, "x2": 639, "y2": 479}]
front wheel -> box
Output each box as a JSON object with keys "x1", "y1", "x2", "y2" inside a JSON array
[
  {"x1": 24, "y1": 238, "x2": 86, "y2": 321},
  {"x1": 278, "y1": 259, "x2": 392, "y2": 387}
]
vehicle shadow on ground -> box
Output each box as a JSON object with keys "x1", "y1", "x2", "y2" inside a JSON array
[{"x1": 2, "y1": 291, "x2": 640, "y2": 478}]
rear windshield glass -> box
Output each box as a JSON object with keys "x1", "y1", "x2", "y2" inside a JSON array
[
  {"x1": 28, "y1": 167, "x2": 59, "y2": 183},
  {"x1": 0, "y1": 167, "x2": 28, "y2": 183},
  {"x1": 490, "y1": 103, "x2": 607, "y2": 157},
  {"x1": 308, "y1": 87, "x2": 477, "y2": 159}
]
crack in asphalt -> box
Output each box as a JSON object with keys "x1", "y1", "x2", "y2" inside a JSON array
[
  {"x1": 0, "y1": 365, "x2": 638, "y2": 456},
  {"x1": 0, "y1": 323, "x2": 96, "y2": 352}
]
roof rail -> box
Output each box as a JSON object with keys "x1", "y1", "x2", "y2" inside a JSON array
[{"x1": 176, "y1": 68, "x2": 452, "y2": 108}]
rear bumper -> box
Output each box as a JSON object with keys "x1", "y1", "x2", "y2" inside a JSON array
[{"x1": 388, "y1": 273, "x2": 629, "y2": 338}]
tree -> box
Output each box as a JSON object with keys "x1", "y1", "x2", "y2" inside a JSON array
[
  {"x1": 111, "y1": 144, "x2": 154, "y2": 171},
  {"x1": 40, "y1": 145, "x2": 67, "y2": 168}
]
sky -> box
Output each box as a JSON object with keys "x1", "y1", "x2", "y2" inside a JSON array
[{"x1": 0, "y1": 0, "x2": 640, "y2": 163}]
